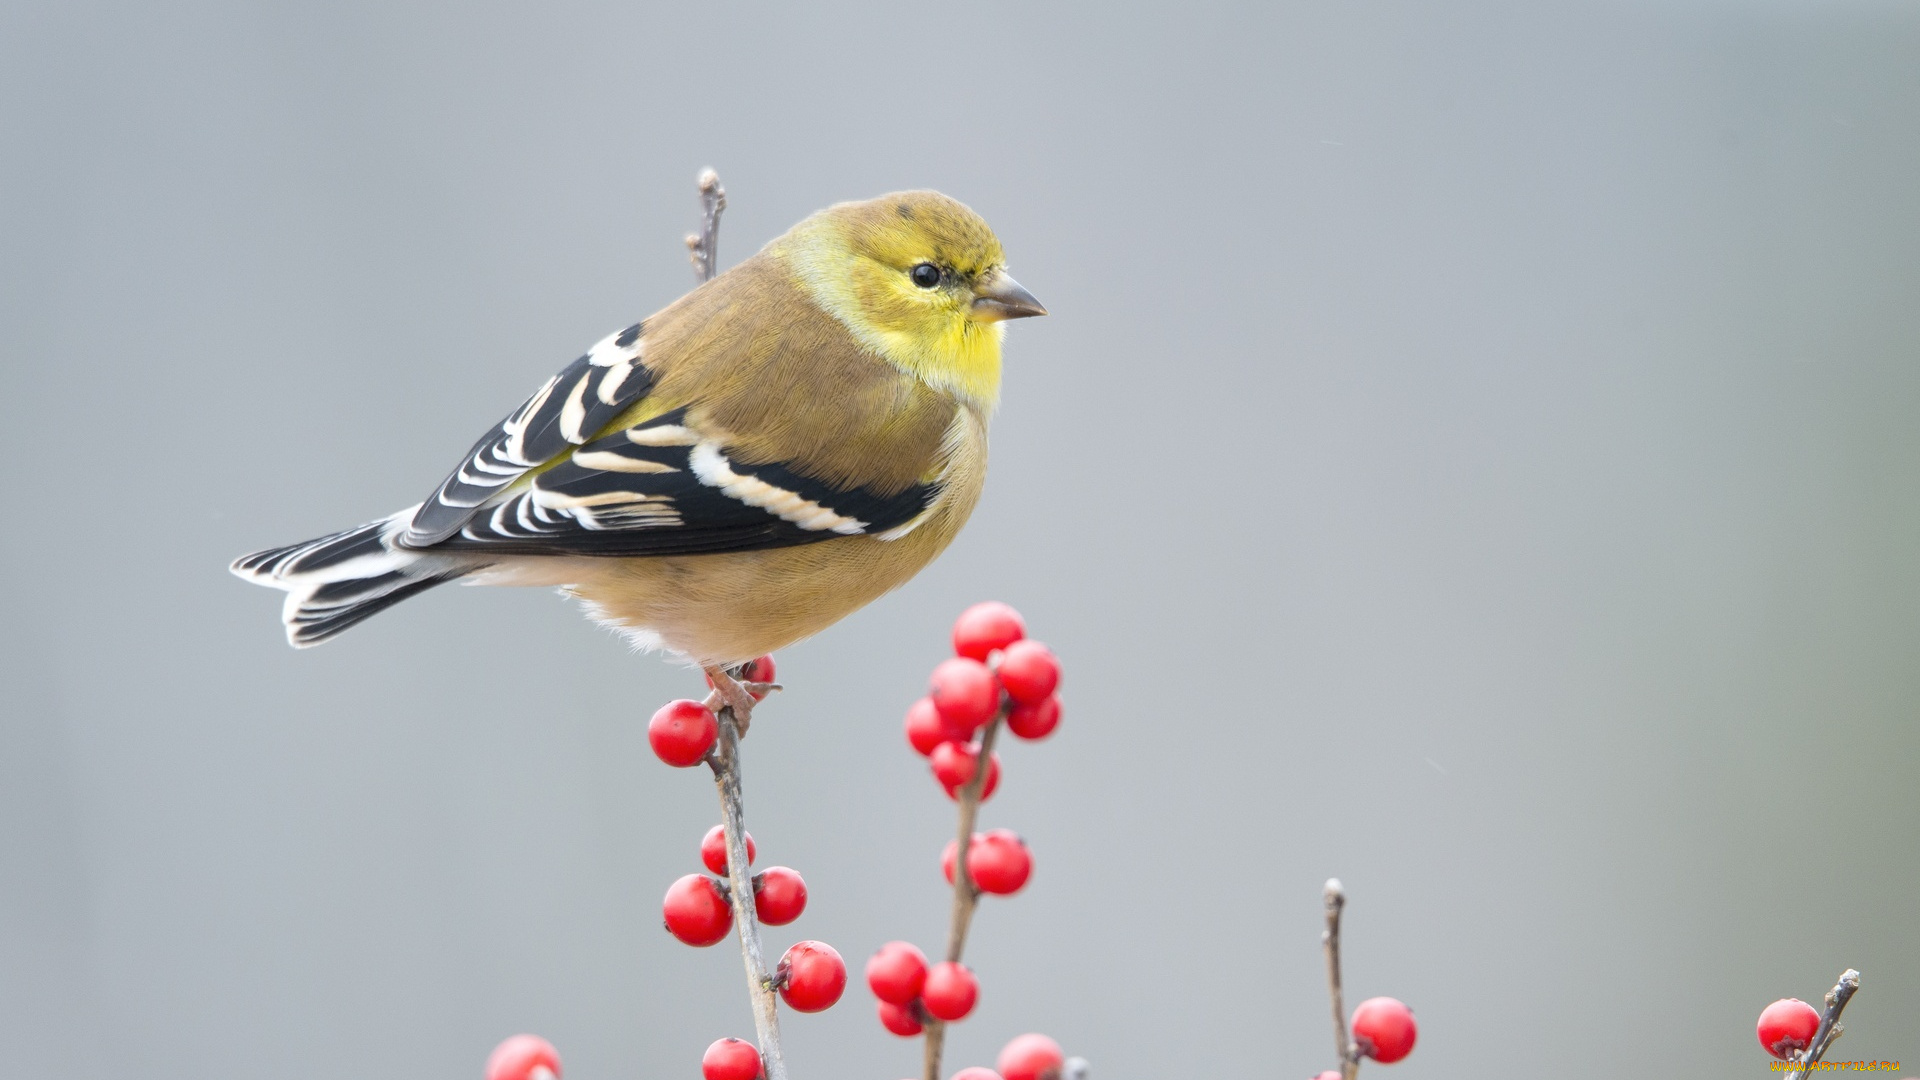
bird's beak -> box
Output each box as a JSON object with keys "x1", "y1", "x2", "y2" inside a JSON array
[{"x1": 971, "y1": 272, "x2": 1048, "y2": 322}]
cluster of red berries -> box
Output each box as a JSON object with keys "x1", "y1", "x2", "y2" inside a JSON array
[
  {"x1": 657, "y1": 824, "x2": 845, "y2": 1078},
  {"x1": 867, "y1": 940, "x2": 974, "y2": 1031},
  {"x1": 1756, "y1": 997, "x2": 1822, "y2": 1060},
  {"x1": 868, "y1": 603, "x2": 1074, "y2": 1079},
  {"x1": 661, "y1": 826, "x2": 808, "y2": 945},
  {"x1": 1307, "y1": 996, "x2": 1418, "y2": 1078},
  {"x1": 644, "y1": 651, "x2": 852, "y2": 1080},
  {"x1": 906, "y1": 602, "x2": 1062, "y2": 800},
  {"x1": 489, "y1": 606, "x2": 1073, "y2": 1080}
]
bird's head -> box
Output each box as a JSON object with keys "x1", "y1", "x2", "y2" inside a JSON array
[{"x1": 771, "y1": 191, "x2": 1045, "y2": 410}]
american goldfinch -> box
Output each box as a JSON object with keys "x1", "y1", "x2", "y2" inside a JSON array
[{"x1": 232, "y1": 190, "x2": 1045, "y2": 682}]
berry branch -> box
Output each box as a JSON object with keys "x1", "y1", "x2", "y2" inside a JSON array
[
  {"x1": 1312, "y1": 881, "x2": 1416, "y2": 1080},
  {"x1": 867, "y1": 604, "x2": 1084, "y2": 1080},
  {"x1": 922, "y1": 711, "x2": 1003, "y2": 1080},
  {"x1": 1756, "y1": 969, "x2": 1863, "y2": 1069},
  {"x1": 705, "y1": 690, "x2": 787, "y2": 1080},
  {"x1": 652, "y1": 658, "x2": 839, "y2": 1080}
]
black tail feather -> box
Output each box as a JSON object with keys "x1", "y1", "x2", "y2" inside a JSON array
[{"x1": 230, "y1": 508, "x2": 468, "y2": 647}]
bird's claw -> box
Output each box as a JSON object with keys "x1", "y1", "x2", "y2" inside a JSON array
[{"x1": 702, "y1": 666, "x2": 761, "y2": 737}]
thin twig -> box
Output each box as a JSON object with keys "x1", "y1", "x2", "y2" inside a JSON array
[
  {"x1": 922, "y1": 714, "x2": 1005, "y2": 1080},
  {"x1": 677, "y1": 173, "x2": 775, "y2": 1079},
  {"x1": 686, "y1": 168, "x2": 726, "y2": 284},
  {"x1": 1323, "y1": 879, "x2": 1358, "y2": 1080},
  {"x1": 945, "y1": 718, "x2": 1002, "y2": 962},
  {"x1": 708, "y1": 705, "x2": 787, "y2": 1080},
  {"x1": 1792, "y1": 969, "x2": 1861, "y2": 1072}
]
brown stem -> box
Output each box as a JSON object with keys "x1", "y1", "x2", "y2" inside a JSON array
[
  {"x1": 1322, "y1": 878, "x2": 1359, "y2": 1080},
  {"x1": 922, "y1": 715, "x2": 1004, "y2": 1080},
  {"x1": 945, "y1": 719, "x2": 1002, "y2": 962},
  {"x1": 1791, "y1": 969, "x2": 1862, "y2": 1072},
  {"x1": 708, "y1": 705, "x2": 786, "y2": 1080},
  {"x1": 678, "y1": 175, "x2": 772, "y2": 1078},
  {"x1": 686, "y1": 168, "x2": 726, "y2": 284}
]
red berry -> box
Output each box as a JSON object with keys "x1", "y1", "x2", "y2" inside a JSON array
[
  {"x1": 649, "y1": 700, "x2": 718, "y2": 767},
  {"x1": 740, "y1": 655, "x2": 776, "y2": 691},
  {"x1": 906, "y1": 697, "x2": 965, "y2": 757},
  {"x1": 706, "y1": 656, "x2": 777, "y2": 701},
  {"x1": 996, "y1": 1034, "x2": 1064, "y2": 1080},
  {"x1": 934, "y1": 747, "x2": 1000, "y2": 802},
  {"x1": 942, "y1": 832, "x2": 1032, "y2": 895},
  {"x1": 661, "y1": 874, "x2": 732, "y2": 946},
  {"x1": 866, "y1": 940, "x2": 929, "y2": 1004},
  {"x1": 777, "y1": 941, "x2": 847, "y2": 1013},
  {"x1": 930, "y1": 658, "x2": 1000, "y2": 734},
  {"x1": 996, "y1": 641, "x2": 1059, "y2": 705},
  {"x1": 1351, "y1": 997, "x2": 1417, "y2": 1064},
  {"x1": 953, "y1": 602, "x2": 1026, "y2": 661},
  {"x1": 921, "y1": 961, "x2": 978, "y2": 1021},
  {"x1": 486, "y1": 1035, "x2": 562, "y2": 1080},
  {"x1": 968, "y1": 830, "x2": 1033, "y2": 895},
  {"x1": 1005, "y1": 695, "x2": 1061, "y2": 740},
  {"x1": 752, "y1": 867, "x2": 807, "y2": 926},
  {"x1": 876, "y1": 999, "x2": 924, "y2": 1037},
  {"x1": 1756, "y1": 998, "x2": 1822, "y2": 1060},
  {"x1": 701, "y1": 1038, "x2": 763, "y2": 1080},
  {"x1": 930, "y1": 741, "x2": 976, "y2": 789},
  {"x1": 951, "y1": 1069, "x2": 1003, "y2": 1080},
  {"x1": 700, "y1": 825, "x2": 756, "y2": 876}
]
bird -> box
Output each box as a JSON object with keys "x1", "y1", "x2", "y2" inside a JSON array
[{"x1": 231, "y1": 189, "x2": 1045, "y2": 712}]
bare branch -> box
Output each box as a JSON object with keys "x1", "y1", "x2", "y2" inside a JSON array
[
  {"x1": 686, "y1": 169, "x2": 727, "y2": 284},
  {"x1": 708, "y1": 703, "x2": 787, "y2": 1080},
  {"x1": 1322, "y1": 878, "x2": 1359, "y2": 1080},
  {"x1": 1794, "y1": 969, "x2": 1862, "y2": 1072},
  {"x1": 922, "y1": 714, "x2": 1005, "y2": 1080}
]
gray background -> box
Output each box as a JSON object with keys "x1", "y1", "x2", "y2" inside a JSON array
[{"x1": 3, "y1": 2, "x2": 1916, "y2": 1077}]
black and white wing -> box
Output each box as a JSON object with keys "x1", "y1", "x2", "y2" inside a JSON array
[
  {"x1": 420, "y1": 408, "x2": 942, "y2": 558},
  {"x1": 235, "y1": 315, "x2": 948, "y2": 647},
  {"x1": 402, "y1": 321, "x2": 653, "y2": 547}
]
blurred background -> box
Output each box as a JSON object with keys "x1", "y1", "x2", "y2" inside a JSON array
[{"x1": 4, "y1": 2, "x2": 1917, "y2": 1077}]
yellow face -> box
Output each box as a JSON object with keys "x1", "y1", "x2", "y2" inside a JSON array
[{"x1": 773, "y1": 191, "x2": 1045, "y2": 409}]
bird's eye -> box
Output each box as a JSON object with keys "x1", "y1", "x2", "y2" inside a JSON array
[{"x1": 909, "y1": 263, "x2": 941, "y2": 289}]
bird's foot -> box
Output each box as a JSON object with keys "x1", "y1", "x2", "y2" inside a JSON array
[{"x1": 702, "y1": 664, "x2": 763, "y2": 737}]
